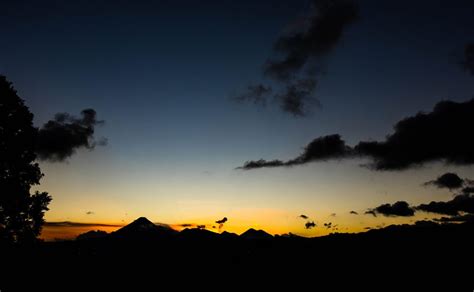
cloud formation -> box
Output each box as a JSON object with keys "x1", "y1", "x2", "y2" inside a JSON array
[
  {"x1": 305, "y1": 221, "x2": 316, "y2": 229},
  {"x1": 44, "y1": 221, "x2": 121, "y2": 227},
  {"x1": 423, "y1": 173, "x2": 465, "y2": 190},
  {"x1": 238, "y1": 134, "x2": 351, "y2": 169},
  {"x1": 237, "y1": 0, "x2": 358, "y2": 116},
  {"x1": 299, "y1": 214, "x2": 309, "y2": 219},
  {"x1": 215, "y1": 217, "x2": 228, "y2": 224},
  {"x1": 238, "y1": 99, "x2": 474, "y2": 170},
  {"x1": 234, "y1": 84, "x2": 272, "y2": 106},
  {"x1": 36, "y1": 108, "x2": 106, "y2": 161},
  {"x1": 462, "y1": 186, "x2": 474, "y2": 194},
  {"x1": 215, "y1": 217, "x2": 228, "y2": 231},
  {"x1": 354, "y1": 99, "x2": 474, "y2": 170},
  {"x1": 364, "y1": 210, "x2": 376, "y2": 217},
  {"x1": 435, "y1": 213, "x2": 474, "y2": 223},
  {"x1": 416, "y1": 194, "x2": 474, "y2": 216},
  {"x1": 367, "y1": 201, "x2": 415, "y2": 217},
  {"x1": 264, "y1": 0, "x2": 358, "y2": 81}
]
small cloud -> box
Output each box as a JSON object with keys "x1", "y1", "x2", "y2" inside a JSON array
[
  {"x1": 305, "y1": 221, "x2": 316, "y2": 229},
  {"x1": 349, "y1": 211, "x2": 358, "y2": 215},
  {"x1": 299, "y1": 214, "x2": 309, "y2": 219},
  {"x1": 86, "y1": 211, "x2": 94, "y2": 215},
  {"x1": 323, "y1": 222, "x2": 332, "y2": 229},
  {"x1": 234, "y1": 84, "x2": 272, "y2": 106},
  {"x1": 423, "y1": 172, "x2": 465, "y2": 190},
  {"x1": 215, "y1": 217, "x2": 228, "y2": 231},
  {"x1": 368, "y1": 201, "x2": 415, "y2": 217},
  {"x1": 364, "y1": 210, "x2": 377, "y2": 217},
  {"x1": 215, "y1": 217, "x2": 228, "y2": 224}
]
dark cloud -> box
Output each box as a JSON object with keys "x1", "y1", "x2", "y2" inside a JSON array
[
  {"x1": 299, "y1": 214, "x2": 309, "y2": 219},
  {"x1": 36, "y1": 108, "x2": 106, "y2": 161},
  {"x1": 462, "y1": 43, "x2": 474, "y2": 75},
  {"x1": 234, "y1": 84, "x2": 272, "y2": 106},
  {"x1": 215, "y1": 217, "x2": 228, "y2": 224},
  {"x1": 323, "y1": 222, "x2": 332, "y2": 229},
  {"x1": 237, "y1": 159, "x2": 285, "y2": 170},
  {"x1": 86, "y1": 211, "x2": 94, "y2": 215},
  {"x1": 354, "y1": 99, "x2": 474, "y2": 170},
  {"x1": 276, "y1": 78, "x2": 320, "y2": 117},
  {"x1": 305, "y1": 221, "x2": 316, "y2": 229},
  {"x1": 215, "y1": 217, "x2": 228, "y2": 231},
  {"x1": 435, "y1": 213, "x2": 474, "y2": 223},
  {"x1": 236, "y1": 0, "x2": 358, "y2": 116},
  {"x1": 44, "y1": 221, "x2": 121, "y2": 227},
  {"x1": 197, "y1": 225, "x2": 206, "y2": 229},
  {"x1": 238, "y1": 99, "x2": 474, "y2": 171},
  {"x1": 264, "y1": 0, "x2": 358, "y2": 81},
  {"x1": 364, "y1": 210, "x2": 377, "y2": 217},
  {"x1": 368, "y1": 201, "x2": 415, "y2": 217},
  {"x1": 462, "y1": 186, "x2": 474, "y2": 194},
  {"x1": 238, "y1": 134, "x2": 351, "y2": 169},
  {"x1": 349, "y1": 211, "x2": 358, "y2": 215},
  {"x1": 423, "y1": 173, "x2": 465, "y2": 190},
  {"x1": 416, "y1": 194, "x2": 474, "y2": 216},
  {"x1": 178, "y1": 224, "x2": 194, "y2": 228}
]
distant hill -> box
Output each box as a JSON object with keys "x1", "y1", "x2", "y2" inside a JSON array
[
  {"x1": 76, "y1": 230, "x2": 108, "y2": 240},
  {"x1": 220, "y1": 231, "x2": 239, "y2": 239},
  {"x1": 179, "y1": 227, "x2": 219, "y2": 240}
]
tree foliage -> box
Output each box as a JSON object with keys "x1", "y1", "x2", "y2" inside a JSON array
[{"x1": 0, "y1": 75, "x2": 51, "y2": 244}]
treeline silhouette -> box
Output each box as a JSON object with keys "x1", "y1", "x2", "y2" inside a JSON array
[{"x1": 1, "y1": 216, "x2": 473, "y2": 287}]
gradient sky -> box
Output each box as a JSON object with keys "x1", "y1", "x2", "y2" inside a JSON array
[{"x1": 1, "y1": 0, "x2": 474, "y2": 239}]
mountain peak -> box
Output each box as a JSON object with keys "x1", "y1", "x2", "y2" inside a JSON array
[
  {"x1": 112, "y1": 217, "x2": 177, "y2": 238},
  {"x1": 240, "y1": 228, "x2": 273, "y2": 239},
  {"x1": 125, "y1": 217, "x2": 157, "y2": 231}
]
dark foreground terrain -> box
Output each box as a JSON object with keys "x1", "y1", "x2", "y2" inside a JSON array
[{"x1": 2, "y1": 218, "x2": 473, "y2": 289}]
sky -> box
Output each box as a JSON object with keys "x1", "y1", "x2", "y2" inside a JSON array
[{"x1": 1, "y1": 0, "x2": 474, "y2": 240}]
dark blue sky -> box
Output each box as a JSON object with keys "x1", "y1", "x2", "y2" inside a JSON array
[{"x1": 1, "y1": 0, "x2": 473, "y2": 234}]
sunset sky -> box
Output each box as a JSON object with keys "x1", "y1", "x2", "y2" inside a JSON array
[{"x1": 1, "y1": 0, "x2": 474, "y2": 240}]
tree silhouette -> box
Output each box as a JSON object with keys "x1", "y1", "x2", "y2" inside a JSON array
[{"x1": 0, "y1": 75, "x2": 51, "y2": 244}]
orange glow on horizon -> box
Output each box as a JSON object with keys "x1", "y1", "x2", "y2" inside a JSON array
[{"x1": 39, "y1": 218, "x2": 389, "y2": 241}]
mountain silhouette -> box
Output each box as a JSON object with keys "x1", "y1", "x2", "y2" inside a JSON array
[
  {"x1": 240, "y1": 228, "x2": 273, "y2": 239},
  {"x1": 220, "y1": 231, "x2": 239, "y2": 239},
  {"x1": 179, "y1": 227, "x2": 219, "y2": 240},
  {"x1": 111, "y1": 217, "x2": 177, "y2": 239}
]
